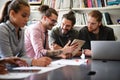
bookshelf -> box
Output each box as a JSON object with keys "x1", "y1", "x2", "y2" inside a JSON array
[
  {"x1": 29, "y1": 2, "x2": 41, "y2": 5},
  {"x1": 72, "y1": 5, "x2": 120, "y2": 11},
  {"x1": 72, "y1": 0, "x2": 120, "y2": 40},
  {"x1": 28, "y1": 0, "x2": 42, "y2": 25},
  {"x1": 72, "y1": 5, "x2": 120, "y2": 28},
  {"x1": 71, "y1": 0, "x2": 120, "y2": 28}
]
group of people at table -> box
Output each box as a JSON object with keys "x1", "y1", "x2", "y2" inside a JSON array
[{"x1": 0, "y1": 0, "x2": 115, "y2": 74}]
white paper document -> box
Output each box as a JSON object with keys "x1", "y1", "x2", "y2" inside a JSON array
[
  {"x1": 0, "y1": 62, "x2": 65, "y2": 79},
  {"x1": 52, "y1": 59, "x2": 87, "y2": 66},
  {"x1": 0, "y1": 59, "x2": 86, "y2": 79},
  {"x1": 0, "y1": 73, "x2": 32, "y2": 79}
]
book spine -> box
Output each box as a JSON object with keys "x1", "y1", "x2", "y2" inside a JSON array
[
  {"x1": 87, "y1": 0, "x2": 92, "y2": 8},
  {"x1": 104, "y1": 12, "x2": 113, "y2": 25}
]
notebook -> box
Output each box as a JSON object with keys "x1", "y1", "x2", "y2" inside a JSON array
[{"x1": 91, "y1": 41, "x2": 120, "y2": 60}]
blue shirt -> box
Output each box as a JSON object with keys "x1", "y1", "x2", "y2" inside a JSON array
[{"x1": 79, "y1": 26, "x2": 115, "y2": 49}]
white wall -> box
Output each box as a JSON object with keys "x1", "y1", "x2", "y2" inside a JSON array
[
  {"x1": 109, "y1": 26, "x2": 120, "y2": 41},
  {"x1": 0, "y1": 0, "x2": 7, "y2": 9}
]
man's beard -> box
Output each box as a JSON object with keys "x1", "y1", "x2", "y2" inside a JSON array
[
  {"x1": 60, "y1": 28, "x2": 69, "y2": 36},
  {"x1": 88, "y1": 27, "x2": 97, "y2": 32},
  {"x1": 47, "y1": 23, "x2": 54, "y2": 30}
]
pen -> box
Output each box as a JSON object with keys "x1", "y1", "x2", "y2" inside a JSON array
[{"x1": 15, "y1": 52, "x2": 21, "y2": 57}]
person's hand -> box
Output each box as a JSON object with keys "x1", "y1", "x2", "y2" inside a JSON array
[
  {"x1": 32, "y1": 57, "x2": 52, "y2": 67},
  {"x1": 74, "y1": 50, "x2": 82, "y2": 57},
  {"x1": 3, "y1": 57, "x2": 28, "y2": 67},
  {"x1": 65, "y1": 53, "x2": 72, "y2": 59},
  {"x1": 0, "y1": 64, "x2": 8, "y2": 74},
  {"x1": 62, "y1": 40, "x2": 79, "y2": 54},
  {"x1": 0, "y1": 57, "x2": 28, "y2": 74},
  {"x1": 84, "y1": 49, "x2": 92, "y2": 56},
  {"x1": 57, "y1": 53, "x2": 72, "y2": 59},
  {"x1": 50, "y1": 43, "x2": 62, "y2": 50}
]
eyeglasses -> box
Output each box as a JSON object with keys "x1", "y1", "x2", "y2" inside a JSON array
[{"x1": 47, "y1": 17, "x2": 57, "y2": 25}]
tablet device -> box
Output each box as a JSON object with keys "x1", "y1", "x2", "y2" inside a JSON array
[{"x1": 71, "y1": 39, "x2": 85, "y2": 57}]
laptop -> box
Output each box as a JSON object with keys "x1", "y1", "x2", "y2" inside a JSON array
[{"x1": 91, "y1": 41, "x2": 120, "y2": 60}]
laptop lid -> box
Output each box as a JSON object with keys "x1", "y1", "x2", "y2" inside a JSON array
[{"x1": 91, "y1": 41, "x2": 120, "y2": 60}]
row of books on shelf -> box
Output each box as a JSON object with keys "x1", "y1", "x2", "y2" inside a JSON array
[
  {"x1": 107, "y1": 0, "x2": 120, "y2": 6},
  {"x1": 43, "y1": 0, "x2": 120, "y2": 9},
  {"x1": 75, "y1": 12, "x2": 113, "y2": 26},
  {"x1": 29, "y1": 0, "x2": 42, "y2": 5},
  {"x1": 73, "y1": 0, "x2": 120, "y2": 8},
  {"x1": 73, "y1": 0, "x2": 107, "y2": 8}
]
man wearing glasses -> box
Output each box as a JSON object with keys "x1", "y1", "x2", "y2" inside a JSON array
[
  {"x1": 49, "y1": 11, "x2": 81, "y2": 57},
  {"x1": 25, "y1": 5, "x2": 78, "y2": 59}
]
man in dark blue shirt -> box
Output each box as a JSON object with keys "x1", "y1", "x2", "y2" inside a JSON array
[{"x1": 79, "y1": 10, "x2": 115, "y2": 56}]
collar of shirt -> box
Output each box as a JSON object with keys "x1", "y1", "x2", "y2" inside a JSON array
[
  {"x1": 39, "y1": 21, "x2": 48, "y2": 34},
  {"x1": 6, "y1": 20, "x2": 21, "y2": 32}
]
